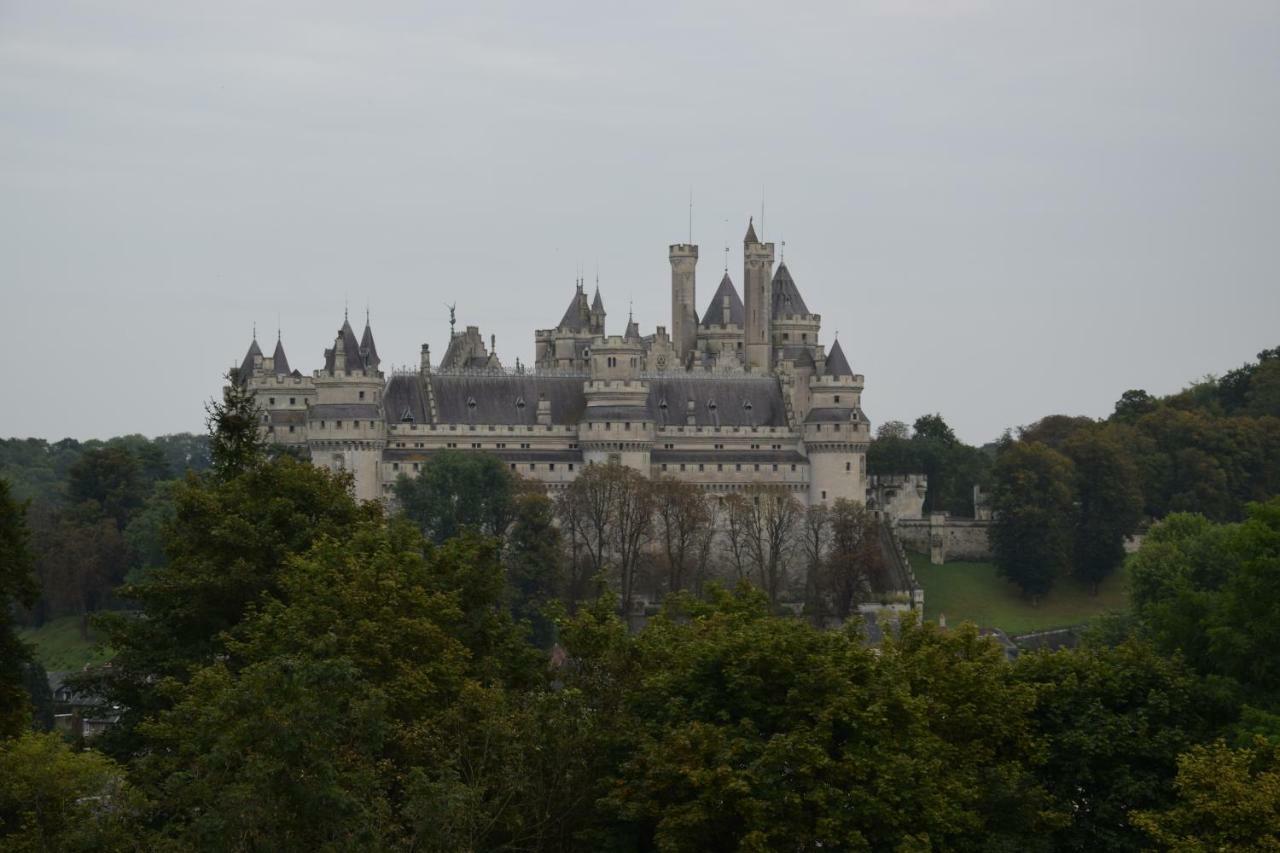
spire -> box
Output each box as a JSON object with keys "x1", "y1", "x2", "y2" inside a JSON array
[
  {"x1": 592, "y1": 286, "x2": 605, "y2": 315},
  {"x1": 771, "y1": 262, "x2": 810, "y2": 318},
  {"x1": 701, "y1": 273, "x2": 745, "y2": 328},
  {"x1": 825, "y1": 338, "x2": 854, "y2": 379},
  {"x1": 360, "y1": 314, "x2": 380, "y2": 369},
  {"x1": 271, "y1": 335, "x2": 291, "y2": 376},
  {"x1": 238, "y1": 337, "x2": 264, "y2": 382},
  {"x1": 744, "y1": 216, "x2": 759, "y2": 244}
]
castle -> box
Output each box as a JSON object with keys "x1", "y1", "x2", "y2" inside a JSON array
[{"x1": 233, "y1": 220, "x2": 871, "y2": 506}]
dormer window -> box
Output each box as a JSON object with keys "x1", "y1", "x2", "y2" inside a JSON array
[{"x1": 515, "y1": 396, "x2": 526, "y2": 412}]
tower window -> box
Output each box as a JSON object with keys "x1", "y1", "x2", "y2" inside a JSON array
[
  {"x1": 269, "y1": 397, "x2": 275, "y2": 405},
  {"x1": 359, "y1": 391, "x2": 365, "y2": 400}
]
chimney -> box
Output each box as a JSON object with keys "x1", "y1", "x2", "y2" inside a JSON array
[{"x1": 536, "y1": 393, "x2": 552, "y2": 426}]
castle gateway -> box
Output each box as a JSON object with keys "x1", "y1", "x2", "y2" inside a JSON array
[{"x1": 233, "y1": 221, "x2": 871, "y2": 506}]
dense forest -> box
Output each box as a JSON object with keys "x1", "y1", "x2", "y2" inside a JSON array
[{"x1": 1, "y1": 348, "x2": 1279, "y2": 850}]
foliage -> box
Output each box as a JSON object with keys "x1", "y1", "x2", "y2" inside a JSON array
[
  {"x1": 990, "y1": 442, "x2": 1077, "y2": 601},
  {"x1": 393, "y1": 449, "x2": 516, "y2": 544},
  {"x1": 1013, "y1": 640, "x2": 1238, "y2": 852},
  {"x1": 578, "y1": 590, "x2": 1058, "y2": 851},
  {"x1": 0, "y1": 732, "x2": 142, "y2": 852},
  {"x1": 506, "y1": 491, "x2": 563, "y2": 647},
  {"x1": 1063, "y1": 427, "x2": 1143, "y2": 592},
  {"x1": 1129, "y1": 498, "x2": 1280, "y2": 701},
  {"x1": 556, "y1": 463, "x2": 655, "y2": 614},
  {"x1": 0, "y1": 477, "x2": 38, "y2": 739},
  {"x1": 824, "y1": 498, "x2": 883, "y2": 619},
  {"x1": 205, "y1": 374, "x2": 268, "y2": 480},
  {"x1": 1131, "y1": 738, "x2": 1280, "y2": 852},
  {"x1": 868, "y1": 413, "x2": 993, "y2": 516}
]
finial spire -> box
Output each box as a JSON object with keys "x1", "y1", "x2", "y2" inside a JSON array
[
  {"x1": 344, "y1": 293, "x2": 349, "y2": 322},
  {"x1": 688, "y1": 187, "x2": 693, "y2": 243},
  {"x1": 252, "y1": 321, "x2": 257, "y2": 341},
  {"x1": 723, "y1": 244, "x2": 729, "y2": 273},
  {"x1": 365, "y1": 302, "x2": 370, "y2": 326},
  {"x1": 276, "y1": 313, "x2": 281, "y2": 342},
  {"x1": 781, "y1": 239, "x2": 785, "y2": 263}
]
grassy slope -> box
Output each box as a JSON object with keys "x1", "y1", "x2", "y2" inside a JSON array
[
  {"x1": 910, "y1": 553, "x2": 1131, "y2": 635},
  {"x1": 19, "y1": 615, "x2": 114, "y2": 672}
]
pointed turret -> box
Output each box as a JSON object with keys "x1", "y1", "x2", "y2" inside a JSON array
[
  {"x1": 557, "y1": 281, "x2": 592, "y2": 332},
  {"x1": 324, "y1": 313, "x2": 366, "y2": 373},
  {"x1": 771, "y1": 262, "x2": 811, "y2": 318},
  {"x1": 591, "y1": 286, "x2": 605, "y2": 315},
  {"x1": 360, "y1": 317, "x2": 380, "y2": 369},
  {"x1": 744, "y1": 217, "x2": 759, "y2": 244},
  {"x1": 824, "y1": 338, "x2": 854, "y2": 379},
  {"x1": 238, "y1": 337, "x2": 263, "y2": 382},
  {"x1": 701, "y1": 273, "x2": 745, "y2": 328},
  {"x1": 271, "y1": 334, "x2": 291, "y2": 376}
]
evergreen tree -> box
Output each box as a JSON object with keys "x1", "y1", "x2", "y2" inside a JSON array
[
  {"x1": 1063, "y1": 428, "x2": 1144, "y2": 593},
  {"x1": 505, "y1": 491, "x2": 562, "y2": 647},
  {"x1": 990, "y1": 441, "x2": 1077, "y2": 602},
  {"x1": 205, "y1": 373, "x2": 267, "y2": 480}
]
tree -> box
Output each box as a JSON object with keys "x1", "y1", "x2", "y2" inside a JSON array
[
  {"x1": 205, "y1": 374, "x2": 268, "y2": 480},
  {"x1": 989, "y1": 441, "x2": 1077, "y2": 602},
  {"x1": 610, "y1": 466, "x2": 655, "y2": 618},
  {"x1": 506, "y1": 491, "x2": 562, "y2": 647},
  {"x1": 1113, "y1": 389, "x2": 1158, "y2": 423},
  {"x1": 1128, "y1": 498, "x2": 1280, "y2": 700},
  {"x1": 1132, "y1": 738, "x2": 1280, "y2": 852},
  {"x1": 393, "y1": 450, "x2": 516, "y2": 544},
  {"x1": 66, "y1": 446, "x2": 148, "y2": 531},
  {"x1": 0, "y1": 478, "x2": 38, "y2": 738},
  {"x1": 737, "y1": 485, "x2": 802, "y2": 608},
  {"x1": 0, "y1": 732, "x2": 142, "y2": 852},
  {"x1": 826, "y1": 499, "x2": 883, "y2": 618},
  {"x1": 1063, "y1": 428, "x2": 1144, "y2": 593},
  {"x1": 721, "y1": 493, "x2": 754, "y2": 584},
  {"x1": 799, "y1": 504, "x2": 831, "y2": 624},
  {"x1": 1013, "y1": 640, "x2": 1236, "y2": 852},
  {"x1": 652, "y1": 477, "x2": 712, "y2": 597}
]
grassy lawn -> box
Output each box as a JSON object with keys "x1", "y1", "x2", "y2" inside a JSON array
[
  {"x1": 910, "y1": 553, "x2": 1131, "y2": 635},
  {"x1": 19, "y1": 615, "x2": 114, "y2": 672}
]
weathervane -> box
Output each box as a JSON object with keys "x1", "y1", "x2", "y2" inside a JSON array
[{"x1": 445, "y1": 302, "x2": 456, "y2": 337}]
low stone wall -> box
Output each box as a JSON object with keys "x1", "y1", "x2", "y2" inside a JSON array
[{"x1": 896, "y1": 514, "x2": 993, "y2": 563}]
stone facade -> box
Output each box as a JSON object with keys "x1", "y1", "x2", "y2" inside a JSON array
[{"x1": 233, "y1": 222, "x2": 871, "y2": 507}]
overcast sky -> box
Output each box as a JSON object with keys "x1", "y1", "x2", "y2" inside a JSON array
[{"x1": 3, "y1": 1, "x2": 1277, "y2": 445}]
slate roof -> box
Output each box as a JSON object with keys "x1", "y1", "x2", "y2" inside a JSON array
[
  {"x1": 646, "y1": 376, "x2": 787, "y2": 428},
  {"x1": 650, "y1": 449, "x2": 806, "y2": 465},
  {"x1": 429, "y1": 374, "x2": 589, "y2": 425},
  {"x1": 744, "y1": 218, "x2": 759, "y2": 243},
  {"x1": 591, "y1": 287, "x2": 605, "y2": 315},
  {"x1": 780, "y1": 345, "x2": 815, "y2": 368},
  {"x1": 271, "y1": 337, "x2": 291, "y2": 375},
  {"x1": 323, "y1": 319, "x2": 376, "y2": 373},
  {"x1": 385, "y1": 374, "x2": 431, "y2": 423},
  {"x1": 824, "y1": 339, "x2": 854, "y2": 379},
  {"x1": 804, "y1": 407, "x2": 856, "y2": 424},
  {"x1": 360, "y1": 322, "x2": 380, "y2": 369},
  {"x1": 701, "y1": 274, "x2": 745, "y2": 328},
  {"x1": 239, "y1": 339, "x2": 263, "y2": 380},
  {"x1": 558, "y1": 286, "x2": 593, "y2": 332},
  {"x1": 385, "y1": 447, "x2": 582, "y2": 463},
  {"x1": 771, "y1": 262, "x2": 810, "y2": 318}
]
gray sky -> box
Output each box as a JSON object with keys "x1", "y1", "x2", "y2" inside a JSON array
[{"x1": 3, "y1": 1, "x2": 1278, "y2": 445}]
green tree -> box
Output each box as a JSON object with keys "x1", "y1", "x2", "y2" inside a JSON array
[
  {"x1": 1129, "y1": 498, "x2": 1280, "y2": 700},
  {"x1": 393, "y1": 450, "x2": 516, "y2": 543},
  {"x1": 1132, "y1": 738, "x2": 1280, "y2": 852},
  {"x1": 506, "y1": 490, "x2": 562, "y2": 647},
  {"x1": 0, "y1": 478, "x2": 37, "y2": 738},
  {"x1": 990, "y1": 441, "x2": 1077, "y2": 602},
  {"x1": 66, "y1": 445, "x2": 147, "y2": 531},
  {"x1": 825, "y1": 498, "x2": 883, "y2": 619},
  {"x1": 205, "y1": 373, "x2": 268, "y2": 480},
  {"x1": 1013, "y1": 640, "x2": 1236, "y2": 852},
  {"x1": 1063, "y1": 428, "x2": 1143, "y2": 593},
  {"x1": 0, "y1": 732, "x2": 142, "y2": 852}
]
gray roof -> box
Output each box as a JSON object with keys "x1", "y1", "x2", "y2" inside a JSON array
[
  {"x1": 744, "y1": 218, "x2": 759, "y2": 243},
  {"x1": 239, "y1": 339, "x2": 263, "y2": 380},
  {"x1": 270, "y1": 409, "x2": 307, "y2": 426},
  {"x1": 271, "y1": 337, "x2": 291, "y2": 375},
  {"x1": 386, "y1": 447, "x2": 581, "y2": 464},
  {"x1": 804, "y1": 407, "x2": 855, "y2": 424},
  {"x1": 385, "y1": 374, "x2": 431, "y2": 423},
  {"x1": 651, "y1": 448, "x2": 806, "y2": 465},
  {"x1": 308, "y1": 403, "x2": 382, "y2": 420},
  {"x1": 360, "y1": 322, "x2": 380, "y2": 369},
  {"x1": 824, "y1": 339, "x2": 854, "y2": 378},
  {"x1": 558, "y1": 286, "x2": 591, "y2": 332},
  {"x1": 591, "y1": 287, "x2": 605, "y2": 315},
  {"x1": 771, "y1": 262, "x2": 810, "y2": 318},
  {"x1": 780, "y1": 345, "x2": 815, "y2": 368},
  {"x1": 583, "y1": 405, "x2": 651, "y2": 422},
  {"x1": 323, "y1": 319, "x2": 374, "y2": 374},
  {"x1": 429, "y1": 374, "x2": 588, "y2": 425},
  {"x1": 701, "y1": 274, "x2": 745, "y2": 328},
  {"x1": 646, "y1": 376, "x2": 787, "y2": 428}
]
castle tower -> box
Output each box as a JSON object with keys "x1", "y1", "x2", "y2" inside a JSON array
[
  {"x1": 802, "y1": 339, "x2": 870, "y2": 506},
  {"x1": 581, "y1": 334, "x2": 652, "y2": 471},
  {"x1": 742, "y1": 218, "x2": 775, "y2": 372},
  {"x1": 669, "y1": 243, "x2": 698, "y2": 367}
]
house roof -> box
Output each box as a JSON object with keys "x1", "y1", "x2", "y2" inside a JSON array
[
  {"x1": 771, "y1": 262, "x2": 810, "y2": 318},
  {"x1": 824, "y1": 339, "x2": 854, "y2": 378},
  {"x1": 701, "y1": 274, "x2": 745, "y2": 328}
]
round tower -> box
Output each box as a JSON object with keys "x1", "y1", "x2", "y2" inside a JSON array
[
  {"x1": 802, "y1": 340, "x2": 870, "y2": 505},
  {"x1": 580, "y1": 335, "x2": 652, "y2": 470},
  {"x1": 669, "y1": 243, "x2": 698, "y2": 367}
]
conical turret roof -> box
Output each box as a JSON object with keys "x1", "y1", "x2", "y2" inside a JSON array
[
  {"x1": 824, "y1": 338, "x2": 854, "y2": 379},
  {"x1": 744, "y1": 218, "x2": 759, "y2": 244},
  {"x1": 271, "y1": 335, "x2": 291, "y2": 375},
  {"x1": 701, "y1": 273, "x2": 745, "y2": 328},
  {"x1": 771, "y1": 262, "x2": 810, "y2": 318},
  {"x1": 360, "y1": 319, "x2": 380, "y2": 369},
  {"x1": 557, "y1": 284, "x2": 591, "y2": 332},
  {"x1": 591, "y1": 286, "x2": 605, "y2": 315},
  {"x1": 239, "y1": 338, "x2": 263, "y2": 382}
]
